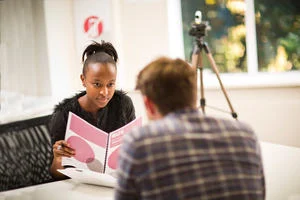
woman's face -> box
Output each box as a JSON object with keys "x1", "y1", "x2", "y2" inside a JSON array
[{"x1": 82, "y1": 62, "x2": 117, "y2": 109}]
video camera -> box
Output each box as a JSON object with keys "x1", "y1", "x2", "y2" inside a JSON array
[{"x1": 188, "y1": 11, "x2": 211, "y2": 39}]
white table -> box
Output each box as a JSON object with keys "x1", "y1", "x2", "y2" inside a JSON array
[
  {"x1": 1, "y1": 141, "x2": 300, "y2": 200},
  {"x1": 0, "y1": 179, "x2": 114, "y2": 200},
  {"x1": 260, "y1": 141, "x2": 300, "y2": 200}
]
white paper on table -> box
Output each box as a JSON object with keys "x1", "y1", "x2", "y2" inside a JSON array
[{"x1": 57, "y1": 168, "x2": 116, "y2": 188}]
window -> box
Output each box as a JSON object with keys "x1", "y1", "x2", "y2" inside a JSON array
[
  {"x1": 255, "y1": 0, "x2": 300, "y2": 72},
  {"x1": 181, "y1": 0, "x2": 247, "y2": 73},
  {"x1": 168, "y1": 0, "x2": 300, "y2": 88}
]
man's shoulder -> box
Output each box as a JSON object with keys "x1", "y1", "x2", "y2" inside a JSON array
[
  {"x1": 198, "y1": 115, "x2": 257, "y2": 142},
  {"x1": 124, "y1": 113, "x2": 256, "y2": 146},
  {"x1": 170, "y1": 109, "x2": 254, "y2": 135},
  {"x1": 124, "y1": 118, "x2": 178, "y2": 143},
  {"x1": 211, "y1": 116, "x2": 254, "y2": 133}
]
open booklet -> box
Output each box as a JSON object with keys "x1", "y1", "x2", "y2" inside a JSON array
[{"x1": 58, "y1": 111, "x2": 142, "y2": 186}]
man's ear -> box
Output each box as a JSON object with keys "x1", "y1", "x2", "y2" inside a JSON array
[
  {"x1": 143, "y1": 96, "x2": 156, "y2": 115},
  {"x1": 80, "y1": 74, "x2": 86, "y2": 87}
]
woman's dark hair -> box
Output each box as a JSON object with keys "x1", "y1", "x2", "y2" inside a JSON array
[{"x1": 81, "y1": 40, "x2": 118, "y2": 75}]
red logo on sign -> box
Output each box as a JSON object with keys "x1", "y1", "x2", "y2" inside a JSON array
[{"x1": 83, "y1": 16, "x2": 103, "y2": 38}]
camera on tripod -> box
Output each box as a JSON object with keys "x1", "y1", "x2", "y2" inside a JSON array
[
  {"x1": 189, "y1": 11, "x2": 238, "y2": 119},
  {"x1": 189, "y1": 11, "x2": 211, "y2": 39}
]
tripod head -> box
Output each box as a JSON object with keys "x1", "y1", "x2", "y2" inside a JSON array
[{"x1": 188, "y1": 11, "x2": 211, "y2": 41}]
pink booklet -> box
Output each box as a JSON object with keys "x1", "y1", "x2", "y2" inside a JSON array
[{"x1": 61, "y1": 112, "x2": 142, "y2": 177}]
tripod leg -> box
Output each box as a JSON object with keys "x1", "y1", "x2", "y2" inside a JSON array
[
  {"x1": 198, "y1": 53, "x2": 206, "y2": 114},
  {"x1": 191, "y1": 44, "x2": 206, "y2": 114},
  {"x1": 203, "y1": 43, "x2": 238, "y2": 119}
]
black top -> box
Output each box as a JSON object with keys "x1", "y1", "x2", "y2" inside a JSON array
[{"x1": 49, "y1": 90, "x2": 136, "y2": 145}]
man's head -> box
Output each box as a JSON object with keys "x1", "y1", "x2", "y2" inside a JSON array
[{"x1": 136, "y1": 57, "x2": 197, "y2": 120}]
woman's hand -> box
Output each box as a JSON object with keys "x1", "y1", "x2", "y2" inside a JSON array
[
  {"x1": 51, "y1": 140, "x2": 75, "y2": 179},
  {"x1": 53, "y1": 140, "x2": 76, "y2": 158}
]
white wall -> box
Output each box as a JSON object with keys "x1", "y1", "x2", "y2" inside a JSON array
[
  {"x1": 116, "y1": 0, "x2": 170, "y2": 90},
  {"x1": 196, "y1": 86, "x2": 300, "y2": 147},
  {"x1": 43, "y1": 0, "x2": 80, "y2": 102}
]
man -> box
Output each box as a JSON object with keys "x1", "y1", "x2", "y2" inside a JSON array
[{"x1": 115, "y1": 57, "x2": 265, "y2": 200}]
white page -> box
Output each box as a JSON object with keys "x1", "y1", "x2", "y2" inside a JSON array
[{"x1": 58, "y1": 168, "x2": 116, "y2": 188}]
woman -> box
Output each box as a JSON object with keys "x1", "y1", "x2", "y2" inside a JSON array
[{"x1": 49, "y1": 41, "x2": 136, "y2": 179}]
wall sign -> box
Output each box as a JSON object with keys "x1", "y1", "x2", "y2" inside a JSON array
[{"x1": 83, "y1": 16, "x2": 103, "y2": 38}]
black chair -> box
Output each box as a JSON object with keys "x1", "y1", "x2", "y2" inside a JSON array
[{"x1": 0, "y1": 115, "x2": 54, "y2": 191}]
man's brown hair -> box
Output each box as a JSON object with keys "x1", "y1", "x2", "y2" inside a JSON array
[{"x1": 136, "y1": 57, "x2": 197, "y2": 115}]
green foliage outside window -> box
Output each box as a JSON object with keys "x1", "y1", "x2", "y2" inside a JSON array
[{"x1": 255, "y1": 0, "x2": 300, "y2": 71}]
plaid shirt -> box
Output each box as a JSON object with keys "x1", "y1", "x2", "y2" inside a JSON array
[{"x1": 115, "y1": 109, "x2": 265, "y2": 200}]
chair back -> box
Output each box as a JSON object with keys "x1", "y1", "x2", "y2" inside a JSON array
[{"x1": 0, "y1": 115, "x2": 54, "y2": 191}]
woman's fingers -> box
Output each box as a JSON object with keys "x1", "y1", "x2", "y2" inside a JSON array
[
  {"x1": 53, "y1": 140, "x2": 76, "y2": 158},
  {"x1": 54, "y1": 149, "x2": 74, "y2": 157},
  {"x1": 61, "y1": 145, "x2": 76, "y2": 156}
]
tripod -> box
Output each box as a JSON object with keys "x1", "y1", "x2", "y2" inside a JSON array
[{"x1": 191, "y1": 36, "x2": 238, "y2": 119}]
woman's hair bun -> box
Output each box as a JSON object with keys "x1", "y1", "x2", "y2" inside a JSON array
[{"x1": 81, "y1": 40, "x2": 118, "y2": 63}]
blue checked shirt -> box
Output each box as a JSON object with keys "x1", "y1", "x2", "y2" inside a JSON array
[{"x1": 115, "y1": 109, "x2": 265, "y2": 200}]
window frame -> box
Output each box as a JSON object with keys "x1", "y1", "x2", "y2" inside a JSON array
[{"x1": 167, "y1": 0, "x2": 300, "y2": 89}]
